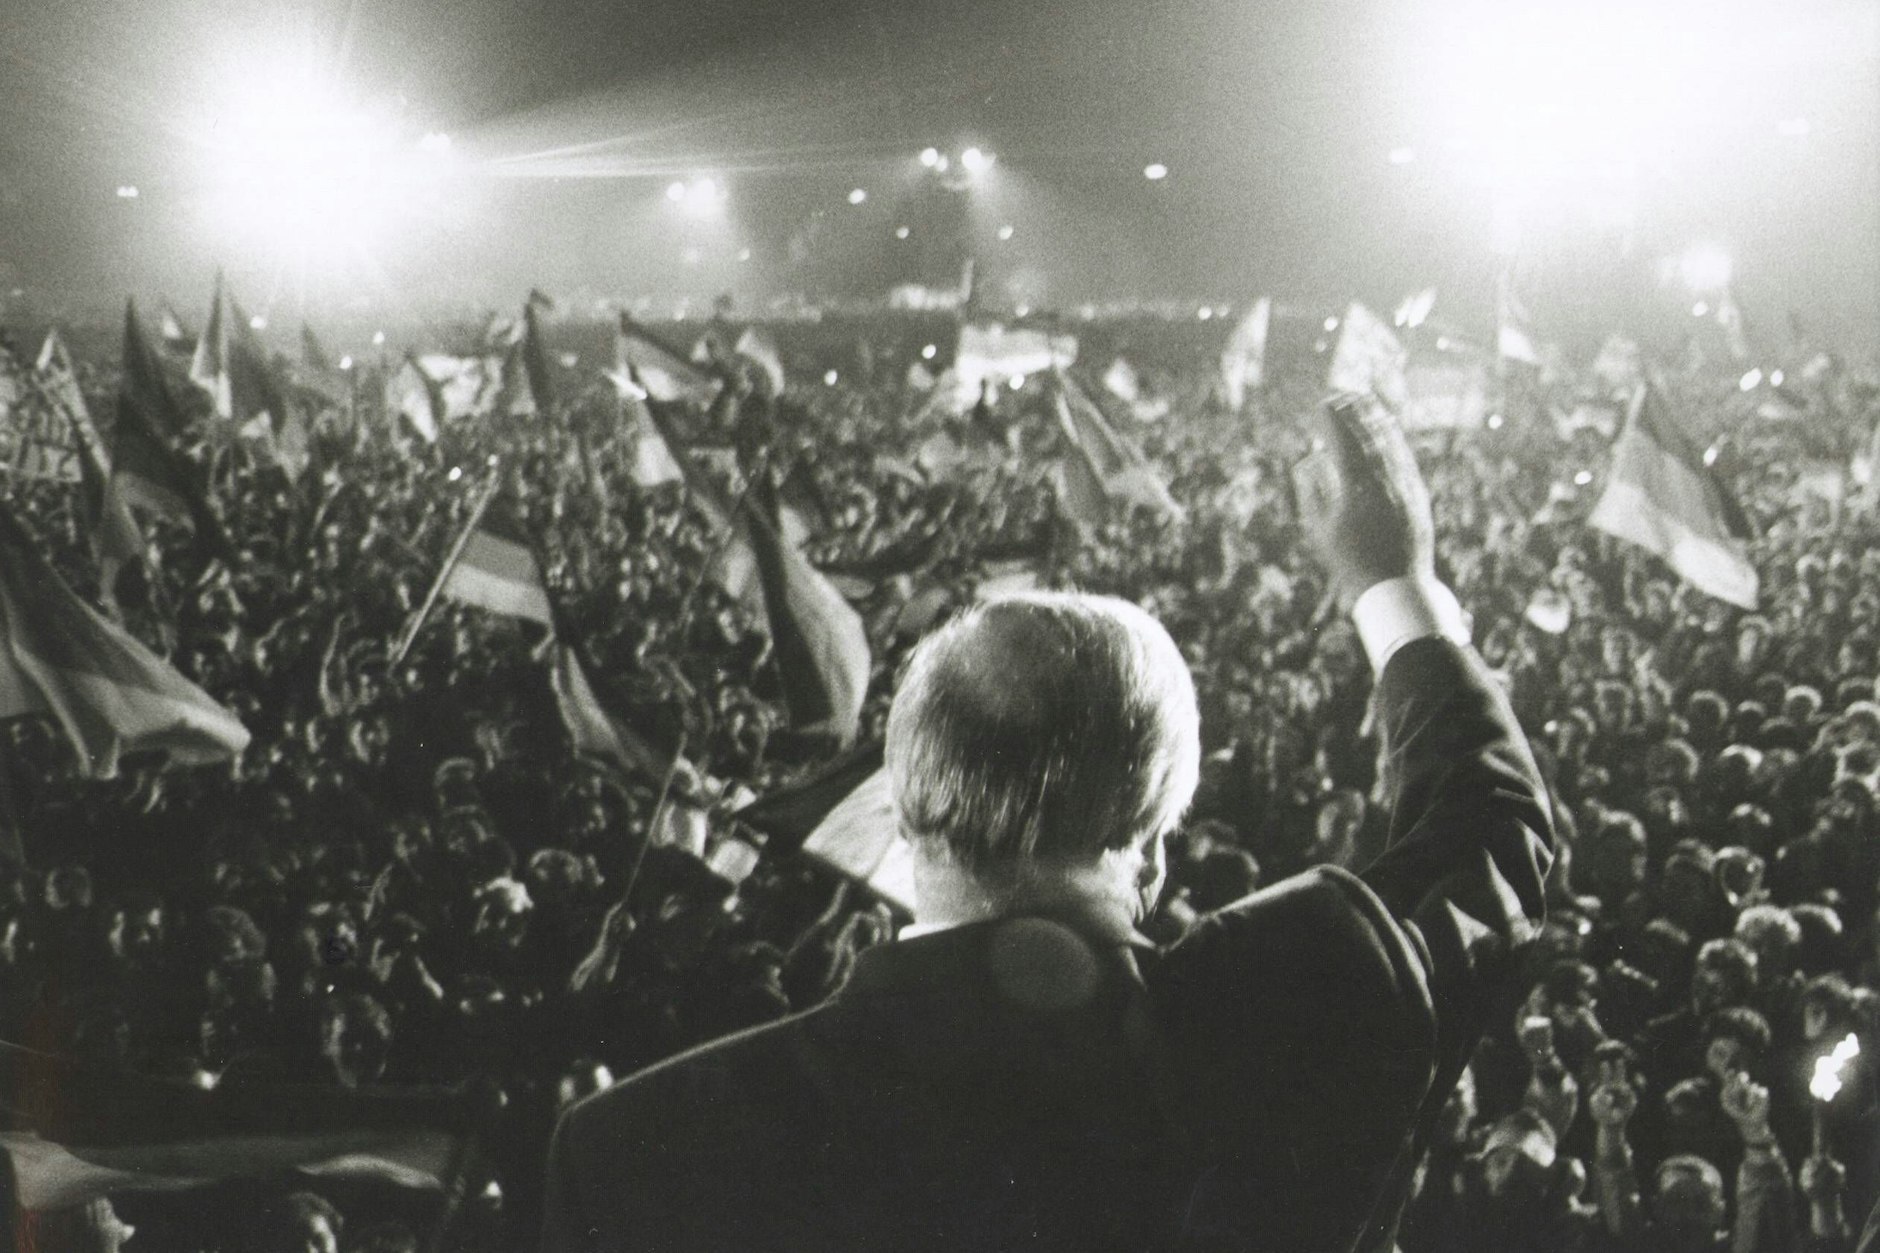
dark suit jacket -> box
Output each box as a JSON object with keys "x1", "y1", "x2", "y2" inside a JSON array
[{"x1": 541, "y1": 639, "x2": 1554, "y2": 1252}]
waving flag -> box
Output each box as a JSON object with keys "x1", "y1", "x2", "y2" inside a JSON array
[
  {"x1": 617, "y1": 315, "x2": 721, "y2": 406},
  {"x1": 1220, "y1": 297, "x2": 1271, "y2": 411},
  {"x1": 438, "y1": 496, "x2": 553, "y2": 626},
  {"x1": 37, "y1": 331, "x2": 142, "y2": 586},
  {"x1": 0, "y1": 503, "x2": 248, "y2": 777},
  {"x1": 7, "y1": 333, "x2": 85, "y2": 483},
  {"x1": 158, "y1": 305, "x2": 193, "y2": 355},
  {"x1": 188, "y1": 271, "x2": 233, "y2": 420},
  {"x1": 746, "y1": 484, "x2": 872, "y2": 746},
  {"x1": 734, "y1": 327, "x2": 787, "y2": 398},
  {"x1": 1052, "y1": 373, "x2": 1184, "y2": 524},
  {"x1": 0, "y1": 1039, "x2": 466, "y2": 1212},
  {"x1": 113, "y1": 302, "x2": 230, "y2": 554},
  {"x1": 1588, "y1": 381, "x2": 1758, "y2": 609},
  {"x1": 1496, "y1": 265, "x2": 1542, "y2": 366},
  {"x1": 732, "y1": 744, "x2": 911, "y2": 912},
  {"x1": 386, "y1": 355, "x2": 445, "y2": 443},
  {"x1": 300, "y1": 324, "x2": 333, "y2": 372}
]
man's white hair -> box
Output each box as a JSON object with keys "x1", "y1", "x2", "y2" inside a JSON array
[{"x1": 886, "y1": 592, "x2": 1201, "y2": 873}]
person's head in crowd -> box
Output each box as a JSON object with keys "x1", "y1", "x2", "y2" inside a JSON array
[
  {"x1": 29, "y1": 1199, "x2": 136, "y2": 1252},
  {"x1": 203, "y1": 905, "x2": 267, "y2": 965},
  {"x1": 259, "y1": 1190, "x2": 343, "y2": 1253},
  {"x1": 1638, "y1": 787, "x2": 1691, "y2": 855},
  {"x1": 1581, "y1": 813, "x2": 1647, "y2": 908},
  {"x1": 1707, "y1": 744, "x2": 1763, "y2": 811},
  {"x1": 1644, "y1": 739, "x2": 1700, "y2": 790},
  {"x1": 1710, "y1": 847, "x2": 1764, "y2": 910},
  {"x1": 1724, "y1": 803, "x2": 1777, "y2": 859},
  {"x1": 526, "y1": 848, "x2": 587, "y2": 913},
  {"x1": 1649, "y1": 1155, "x2": 1726, "y2": 1249},
  {"x1": 320, "y1": 992, "x2": 392, "y2": 1088},
  {"x1": 45, "y1": 863, "x2": 94, "y2": 912},
  {"x1": 1688, "y1": 938, "x2": 1755, "y2": 1018},
  {"x1": 105, "y1": 894, "x2": 166, "y2": 965},
  {"x1": 1783, "y1": 684, "x2": 1824, "y2": 727},
  {"x1": 1700, "y1": 1006, "x2": 1771, "y2": 1081},
  {"x1": 1734, "y1": 616, "x2": 1772, "y2": 672},
  {"x1": 1656, "y1": 842, "x2": 1725, "y2": 936},
  {"x1": 1801, "y1": 973, "x2": 1861, "y2": 1042},
  {"x1": 886, "y1": 594, "x2": 1201, "y2": 930},
  {"x1": 1733, "y1": 904, "x2": 1800, "y2": 981},
  {"x1": 1684, "y1": 691, "x2": 1730, "y2": 751},
  {"x1": 1790, "y1": 902, "x2": 1846, "y2": 975},
  {"x1": 1311, "y1": 789, "x2": 1366, "y2": 867},
  {"x1": 472, "y1": 877, "x2": 533, "y2": 952}
]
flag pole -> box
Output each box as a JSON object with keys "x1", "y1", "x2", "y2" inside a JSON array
[
  {"x1": 618, "y1": 729, "x2": 689, "y2": 905},
  {"x1": 389, "y1": 468, "x2": 502, "y2": 668}
]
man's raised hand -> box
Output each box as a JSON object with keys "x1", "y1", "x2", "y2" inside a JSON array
[{"x1": 1293, "y1": 393, "x2": 1435, "y2": 612}]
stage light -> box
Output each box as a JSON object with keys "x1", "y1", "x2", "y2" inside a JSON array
[
  {"x1": 848, "y1": 188, "x2": 867, "y2": 205},
  {"x1": 824, "y1": 370, "x2": 839, "y2": 385},
  {"x1": 996, "y1": 224, "x2": 1014, "y2": 241},
  {"x1": 372, "y1": 330, "x2": 385, "y2": 345},
  {"x1": 1009, "y1": 375, "x2": 1026, "y2": 390},
  {"x1": 1778, "y1": 117, "x2": 1811, "y2": 138},
  {"x1": 1770, "y1": 369, "x2": 1785, "y2": 386},
  {"x1": 196, "y1": 61, "x2": 441, "y2": 268},
  {"x1": 667, "y1": 181, "x2": 688, "y2": 201},
  {"x1": 447, "y1": 466, "x2": 463, "y2": 482},
  {"x1": 1703, "y1": 446, "x2": 1719, "y2": 466},
  {"x1": 249, "y1": 314, "x2": 267, "y2": 330},
  {"x1": 1487, "y1": 413, "x2": 1504, "y2": 429},
  {"x1": 116, "y1": 185, "x2": 140, "y2": 199},
  {"x1": 1198, "y1": 307, "x2": 1214, "y2": 321},
  {"x1": 894, "y1": 225, "x2": 910, "y2": 239},
  {"x1": 919, "y1": 147, "x2": 941, "y2": 168},
  {"x1": 1739, "y1": 368, "x2": 1763, "y2": 391},
  {"x1": 1324, "y1": 316, "x2": 1340, "y2": 332},
  {"x1": 737, "y1": 248, "x2": 752, "y2": 262},
  {"x1": 1678, "y1": 244, "x2": 1733, "y2": 292},
  {"x1": 1574, "y1": 470, "x2": 1593, "y2": 486},
  {"x1": 1388, "y1": 146, "x2": 1416, "y2": 166},
  {"x1": 1693, "y1": 301, "x2": 1710, "y2": 317},
  {"x1": 1144, "y1": 163, "x2": 1168, "y2": 181},
  {"x1": 960, "y1": 147, "x2": 991, "y2": 174},
  {"x1": 338, "y1": 355, "x2": 353, "y2": 370},
  {"x1": 666, "y1": 177, "x2": 727, "y2": 219},
  {"x1": 920, "y1": 343, "x2": 937, "y2": 359}
]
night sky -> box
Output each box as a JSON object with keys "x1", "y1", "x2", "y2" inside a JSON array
[{"x1": 2, "y1": 0, "x2": 1875, "y2": 351}]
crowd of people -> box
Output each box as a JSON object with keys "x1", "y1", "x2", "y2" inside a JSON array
[{"x1": 0, "y1": 302, "x2": 1878, "y2": 1251}]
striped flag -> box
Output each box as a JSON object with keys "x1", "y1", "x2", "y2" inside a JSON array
[
  {"x1": 1219, "y1": 296, "x2": 1271, "y2": 411},
  {"x1": 617, "y1": 316, "x2": 721, "y2": 406},
  {"x1": 0, "y1": 502, "x2": 248, "y2": 777},
  {"x1": 0, "y1": 1039, "x2": 467, "y2": 1213},
  {"x1": 188, "y1": 271, "x2": 234, "y2": 420},
  {"x1": 38, "y1": 332, "x2": 143, "y2": 589},
  {"x1": 1588, "y1": 381, "x2": 1758, "y2": 609},
  {"x1": 113, "y1": 301, "x2": 230, "y2": 555},
  {"x1": 440, "y1": 506, "x2": 553, "y2": 625},
  {"x1": 732, "y1": 745, "x2": 912, "y2": 912},
  {"x1": 733, "y1": 327, "x2": 786, "y2": 398},
  {"x1": 1052, "y1": 373, "x2": 1184, "y2": 524},
  {"x1": 386, "y1": 355, "x2": 445, "y2": 443},
  {"x1": 746, "y1": 482, "x2": 872, "y2": 747}
]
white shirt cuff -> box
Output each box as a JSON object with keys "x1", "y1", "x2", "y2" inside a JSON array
[{"x1": 1351, "y1": 576, "x2": 1470, "y2": 674}]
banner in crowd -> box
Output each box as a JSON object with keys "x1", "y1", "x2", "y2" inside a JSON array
[
  {"x1": 113, "y1": 301, "x2": 231, "y2": 554},
  {"x1": 1052, "y1": 374, "x2": 1185, "y2": 524},
  {"x1": 0, "y1": 1040, "x2": 467, "y2": 1212},
  {"x1": 954, "y1": 324, "x2": 1078, "y2": 395},
  {"x1": 0, "y1": 346, "x2": 81, "y2": 483},
  {"x1": 1587, "y1": 382, "x2": 1759, "y2": 609},
  {"x1": 732, "y1": 744, "x2": 913, "y2": 912},
  {"x1": 1219, "y1": 297, "x2": 1270, "y2": 412},
  {"x1": 1326, "y1": 303, "x2": 1407, "y2": 411},
  {"x1": 1399, "y1": 358, "x2": 1490, "y2": 431},
  {"x1": 0, "y1": 501, "x2": 249, "y2": 777}
]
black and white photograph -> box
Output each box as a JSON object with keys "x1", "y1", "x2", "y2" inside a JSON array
[{"x1": 0, "y1": 0, "x2": 1878, "y2": 1248}]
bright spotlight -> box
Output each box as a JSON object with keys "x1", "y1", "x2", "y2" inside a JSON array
[
  {"x1": 1739, "y1": 368, "x2": 1763, "y2": 391},
  {"x1": 1692, "y1": 301, "x2": 1710, "y2": 317},
  {"x1": 1143, "y1": 163, "x2": 1168, "y2": 181},
  {"x1": 920, "y1": 343, "x2": 937, "y2": 360},
  {"x1": 848, "y1": 187, "x2": 867, "y2": 205},
  {"x1": 666, "y1": 176, "x2": 726, "y2": 219},
  {"x1": 418, "y1": 132, "x2": 452, "y2": 154},
  {"x1": 196, "y1": 63, "x2": 437, "y2": 267},
  {"x1": 667, "y1": 181, "x2": 688, "y2": 202},
  {"x1": 1388, "y1": 146, "x2": 1416, "y2": 166},
  {"x1": 894, "y1": 225, "x2": 910, "y2": 239},
  {"x1": 960, "y1": 147, "x2": 991, "y2": 174},
  {"x1": 338, "y1": 355, "x2": 353, "y2": 370},
  {"x1": 1777, "y1": 117, "x2": 1810, "y2": 138},
  {"x1": 116, "y1": 185, "x2": 140, "y2": 199},
  {"x1": 823, "y1": 369, "x2": 839, "y2": 386},
  {"x1": 249, "y1": 314, "x2": 267, "y2": 330},
  {"x1": 1770, "y1": 369, "x2": 1785, "y2": 386},
  {"x1": 1323, "y1": 316, "x2": 1340, "y2": 332},
  {"x1": 1198, "y1": 307, "x2": 1214, "y2": 321},
  {"x1": 372, "y1": 330, "x2": 385, "y2": 345},
  {"x1": 918, "y1": 147, "x2": 941, "y2": 168},
  {"x1": 1487, "y1": 412, "x2": 1504, "y2": 430},
  {"x1": 1009, "y1": 375, "x2": 1026, "y2": 391},
  {"x1": 996, "y1": 224, "x2": 1014, "y2": 241},
  {"x1": 1678, "y1": 244, "x2": 1733, "y2": 292},
  {"x1": 1573, "y1": 470, "x2": 1593, "y2": 486}
]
